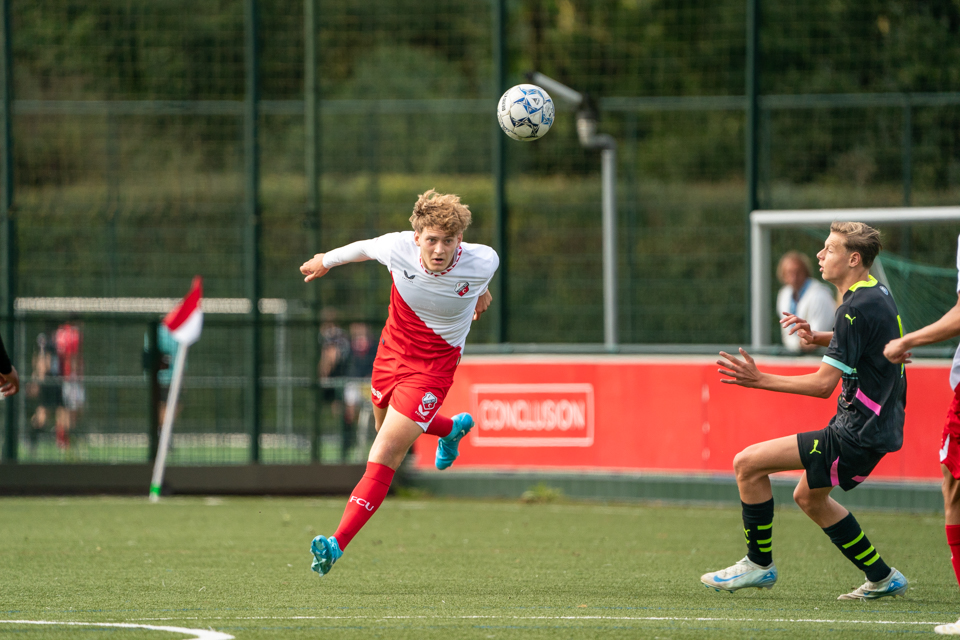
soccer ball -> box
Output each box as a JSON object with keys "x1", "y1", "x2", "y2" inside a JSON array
[{"x1": 497, "y1": 84, "x2": 555, "y2": 142}]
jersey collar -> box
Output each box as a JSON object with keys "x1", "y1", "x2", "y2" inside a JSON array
[
  {"x1": 419, "y1": 244, "x2": 463, "y2": 277},
  {"x1": 848, "y1": 274, "x2": 878, "y2": 291}
]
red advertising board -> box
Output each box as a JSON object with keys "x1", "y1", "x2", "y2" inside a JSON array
[{"x1": 412, "y1": 355, "x2": 951, "y2": 481}]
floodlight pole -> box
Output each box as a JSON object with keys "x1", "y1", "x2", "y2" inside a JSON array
[{"x1": 527, "y1": 72, "x2": 618, "y2": 350}]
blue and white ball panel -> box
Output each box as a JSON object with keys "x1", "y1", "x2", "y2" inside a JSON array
[{"x1": 497, "y1": 83, "x2": 554, "y2": 141}]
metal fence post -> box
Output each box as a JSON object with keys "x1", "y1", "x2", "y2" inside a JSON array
[
  {"x1": 304, "y1": 0, "x2": 322, "y2": 463},
  {"x1": 745, "y1": 0, "x2": 760, "y2": 345},
  {"x1": 901, "y1": 95, "x2": 913, "y2": 258},
  {"x1": 245, "y1": 0, "x2": 262, "y2": 463},
  {"x1": 1, "y1": 0, "x2": 15, "y2": 463},
  {"x1": 492, "y1": 0, "x2": 507, "y2": 343}
]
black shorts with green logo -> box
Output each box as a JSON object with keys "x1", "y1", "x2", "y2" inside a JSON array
[{"x1": 797, "y1": 426, "x2": 885, "y2": 491}]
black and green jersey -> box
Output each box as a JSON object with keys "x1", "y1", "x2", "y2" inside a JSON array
[{"x1": 822, "y1": 275, "x2": 907, "y2": 454}]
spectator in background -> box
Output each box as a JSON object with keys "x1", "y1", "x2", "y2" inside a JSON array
[
  {"x1": 144, "y1": 323, "x2": 181, "y2": 428},
  {"x1": 319, "y1": 308, "x2": 352, "y2": 456},
  {"x1": 776, "y1": 250, "x2": 837, "y2": 352},
  {"x1": 344, "y1": 322, "x2": 377, "y2": 439},
  {"x1": 27, "y1": 332, "x2": 60, "y2": 455},
  {"x1": 54, "y1": 319, "x2": 84, "y2": 449}
]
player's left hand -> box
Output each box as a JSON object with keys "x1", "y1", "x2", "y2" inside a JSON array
[
  {"x1": 300, "y1": 254, "x2": 329, "y2": 282},
  {"x1": 717, "y1": 348, "x2": 763, "y2": 388},
  {"x1": 473, "y1": 290, "x2": 492, "y2": 321},
  {"x1": 883, "y1": 337, "x2": 912, "y2": 364},
  {"x1": 0, "y1": 365, "x2": 20, "y2": 397}
]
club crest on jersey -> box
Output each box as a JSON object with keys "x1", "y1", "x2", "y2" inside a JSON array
[
  {"x1": 455, "y1": 281, "x2": 470, "y2": 297},
  {"x1": 418, "y1": 391, "x2": 438, "y2": 416}
]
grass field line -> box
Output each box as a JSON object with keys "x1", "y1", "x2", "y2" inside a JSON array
[
  {"x1": 0, "y1": 620, "x2": 234, "y2": 640},
  {"x1": 130, "y1": 614, "x2": 951, "y2": 626}
]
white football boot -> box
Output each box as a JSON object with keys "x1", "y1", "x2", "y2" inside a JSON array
[
  {"x1": 837, "y1": 568, "x2": 908, "y2": 601},
  {"x1": 700, "y1": 556, "x2": 778, "y2": 593},
  {"x1": 935, "y1": 618, "x2": 960, "y2": 635}
]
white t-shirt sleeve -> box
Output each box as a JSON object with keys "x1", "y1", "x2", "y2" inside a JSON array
[
  {"x1": 776, "y1": 286, "x2": 800, "y2": 351},
  {"x1": 804, "y1": 283, "x2": 837, "y2": 332},
  {"x1": 321, "y1": 233, "x2": 402, "y2": 270},
  {"x1": 476, "y1": 250, "x2": 500, "y2": 295},
  {"x1": 956, "y1": 233, "x2": 960, "y2": 293}
]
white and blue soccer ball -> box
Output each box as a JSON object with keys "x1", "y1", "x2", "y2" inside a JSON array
[{"x1": 497, "y1": 84, "x2": 554, "y2": 142}]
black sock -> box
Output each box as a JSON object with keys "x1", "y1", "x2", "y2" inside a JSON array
[
  {"x1": 742, "y1": 499, "x2": 774, "y2": 566},
  {"x1": 823, "y1": 512, "x2": 892, "y2": 582}
]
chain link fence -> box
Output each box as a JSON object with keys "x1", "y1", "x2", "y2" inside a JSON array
[{"x1": 2, "y1": 0, "x2": 959, "y2": 463}]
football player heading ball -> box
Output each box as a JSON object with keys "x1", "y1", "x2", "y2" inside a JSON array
[{"x1": 300, "y1": 189, "x2": 499, "y2": 576}]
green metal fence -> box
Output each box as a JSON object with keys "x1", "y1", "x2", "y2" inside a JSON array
[{"x1": 2, "y1": 0, "x2": 960, "y2": 464}]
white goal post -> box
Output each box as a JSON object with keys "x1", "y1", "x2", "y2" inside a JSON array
[{"x1": 750, "y1": 206, "x2": 960, "y2": 349}]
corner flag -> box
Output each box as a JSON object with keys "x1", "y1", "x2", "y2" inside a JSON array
[
  {"x1": 163, "y1": 275, "x2": 203, "y2": 346},
  {"x1": 150, "y1": 276, "x2": 203, "y2": 502}
]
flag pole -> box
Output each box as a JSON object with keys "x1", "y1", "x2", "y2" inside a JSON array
[{"x1": 149, "y1": 343, "x2": 189, "y2": 502}]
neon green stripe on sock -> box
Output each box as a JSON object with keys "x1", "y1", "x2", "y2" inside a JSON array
[
  {"x1": 758, "y1": 546, "x2": 772, "y2": 552},
  {"x1": 855, "y1": 545, "x2": 876, "y2": 561},
  {"x1": 842, "y1": 531, "x2": 865, "y2": 549},
  {"x1": 757, "y1": 538, "x2": 772, "y2": 545},
  {"x1": 863, "y1": 552, "x2": 881, "y2": 566},
  {"x1": 757, "y1": 523, "x2": 773, "y2": 530}
]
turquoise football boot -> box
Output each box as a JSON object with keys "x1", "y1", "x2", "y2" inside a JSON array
[
  {"x1": 435, "y1": 413, "x2": 474, "y2": 470},
  {"x1": 310, "y1": 535, "x2": 343, "y2": 576}
]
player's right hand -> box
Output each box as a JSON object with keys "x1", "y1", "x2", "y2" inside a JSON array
[
  {"x1": 780, "y1": 312, "x2": 816, "y2": 346},
  {"x1": 301, "y1": 253, "x2": 329, "y2": 282},
  {"x1": 883, "y1": 337, "x2": 912, "y2": 364}
]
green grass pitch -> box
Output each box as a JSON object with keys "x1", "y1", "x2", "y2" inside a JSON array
[{"x1": 2, "y1": 494, "x2": 957, "y2": 639}]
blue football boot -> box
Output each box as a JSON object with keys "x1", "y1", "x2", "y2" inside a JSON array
[
  {"x1": 435, "y1": 413, "x2": 474, "y2": 470},
  {"x1": 310, "y1": 535, "x2": 343, "y2": 576}
]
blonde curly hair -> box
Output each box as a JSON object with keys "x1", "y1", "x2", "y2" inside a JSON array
[{"x1": 409, "y1": 189, "x2": 472, "y2": 236}]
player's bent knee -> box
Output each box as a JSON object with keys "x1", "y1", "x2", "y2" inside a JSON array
[
  {"x1": 792, "y1": 485, "x2": 810, "y2": 510},
  {"x1": 733, "y1": 449, "x2": 759, "y2": 480}
]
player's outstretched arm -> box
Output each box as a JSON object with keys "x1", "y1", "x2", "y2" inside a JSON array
[
  {"x1": 718, "y1": 347, "x2": 841, "y2": 398},
  {"x1": 300, "y1": 253, "x2": 330, "y2": 282},
  {"x1": 473, "y1": 290, "x2": 492, "y2": 321},
  {"x1": 885, "y1": 292, "x2": 960, "y2": 364},
  {"x1": 780, "y1": 312, "x2": 832, "y2": 348}
]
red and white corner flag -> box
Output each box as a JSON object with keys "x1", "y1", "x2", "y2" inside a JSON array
[
  {"x1": 163, "y1": 276, "x2": 203, "y2": 346},
  {"x1": 150, "y1": 275, "x2": 203, "y2": 503}
]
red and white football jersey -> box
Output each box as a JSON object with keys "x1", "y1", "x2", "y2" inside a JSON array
[{"x1": 322, "y1": 231, "x2": 499, "y2": 377}]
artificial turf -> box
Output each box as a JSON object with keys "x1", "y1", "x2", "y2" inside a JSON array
[{"x1": 1, "y1": 494, "x2": 957, "y2": 638}]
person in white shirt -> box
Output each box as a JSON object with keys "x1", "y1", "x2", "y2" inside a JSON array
[{"x1": 776, "y1": 251, "x2": 837, "y2": 352}]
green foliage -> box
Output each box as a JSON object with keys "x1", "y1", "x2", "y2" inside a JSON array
[{"x1": 6, "y1": 0, "x2": 960, "y2": 348}]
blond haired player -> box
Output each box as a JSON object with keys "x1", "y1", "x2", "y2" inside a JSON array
[
  {"x1": 702, "y1": 222, "x2": 908, "y2": 600},
  {"x1": 300, "y1": 190, "x2": 499, "y2": 576}
]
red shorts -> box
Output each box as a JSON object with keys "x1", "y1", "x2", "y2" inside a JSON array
[
  {"x1": 942, "y1": 384, "x2": 960, "y2": 479},
  {"x1": 370, "y1": 348, "x2": 453, "y2": 431}
]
